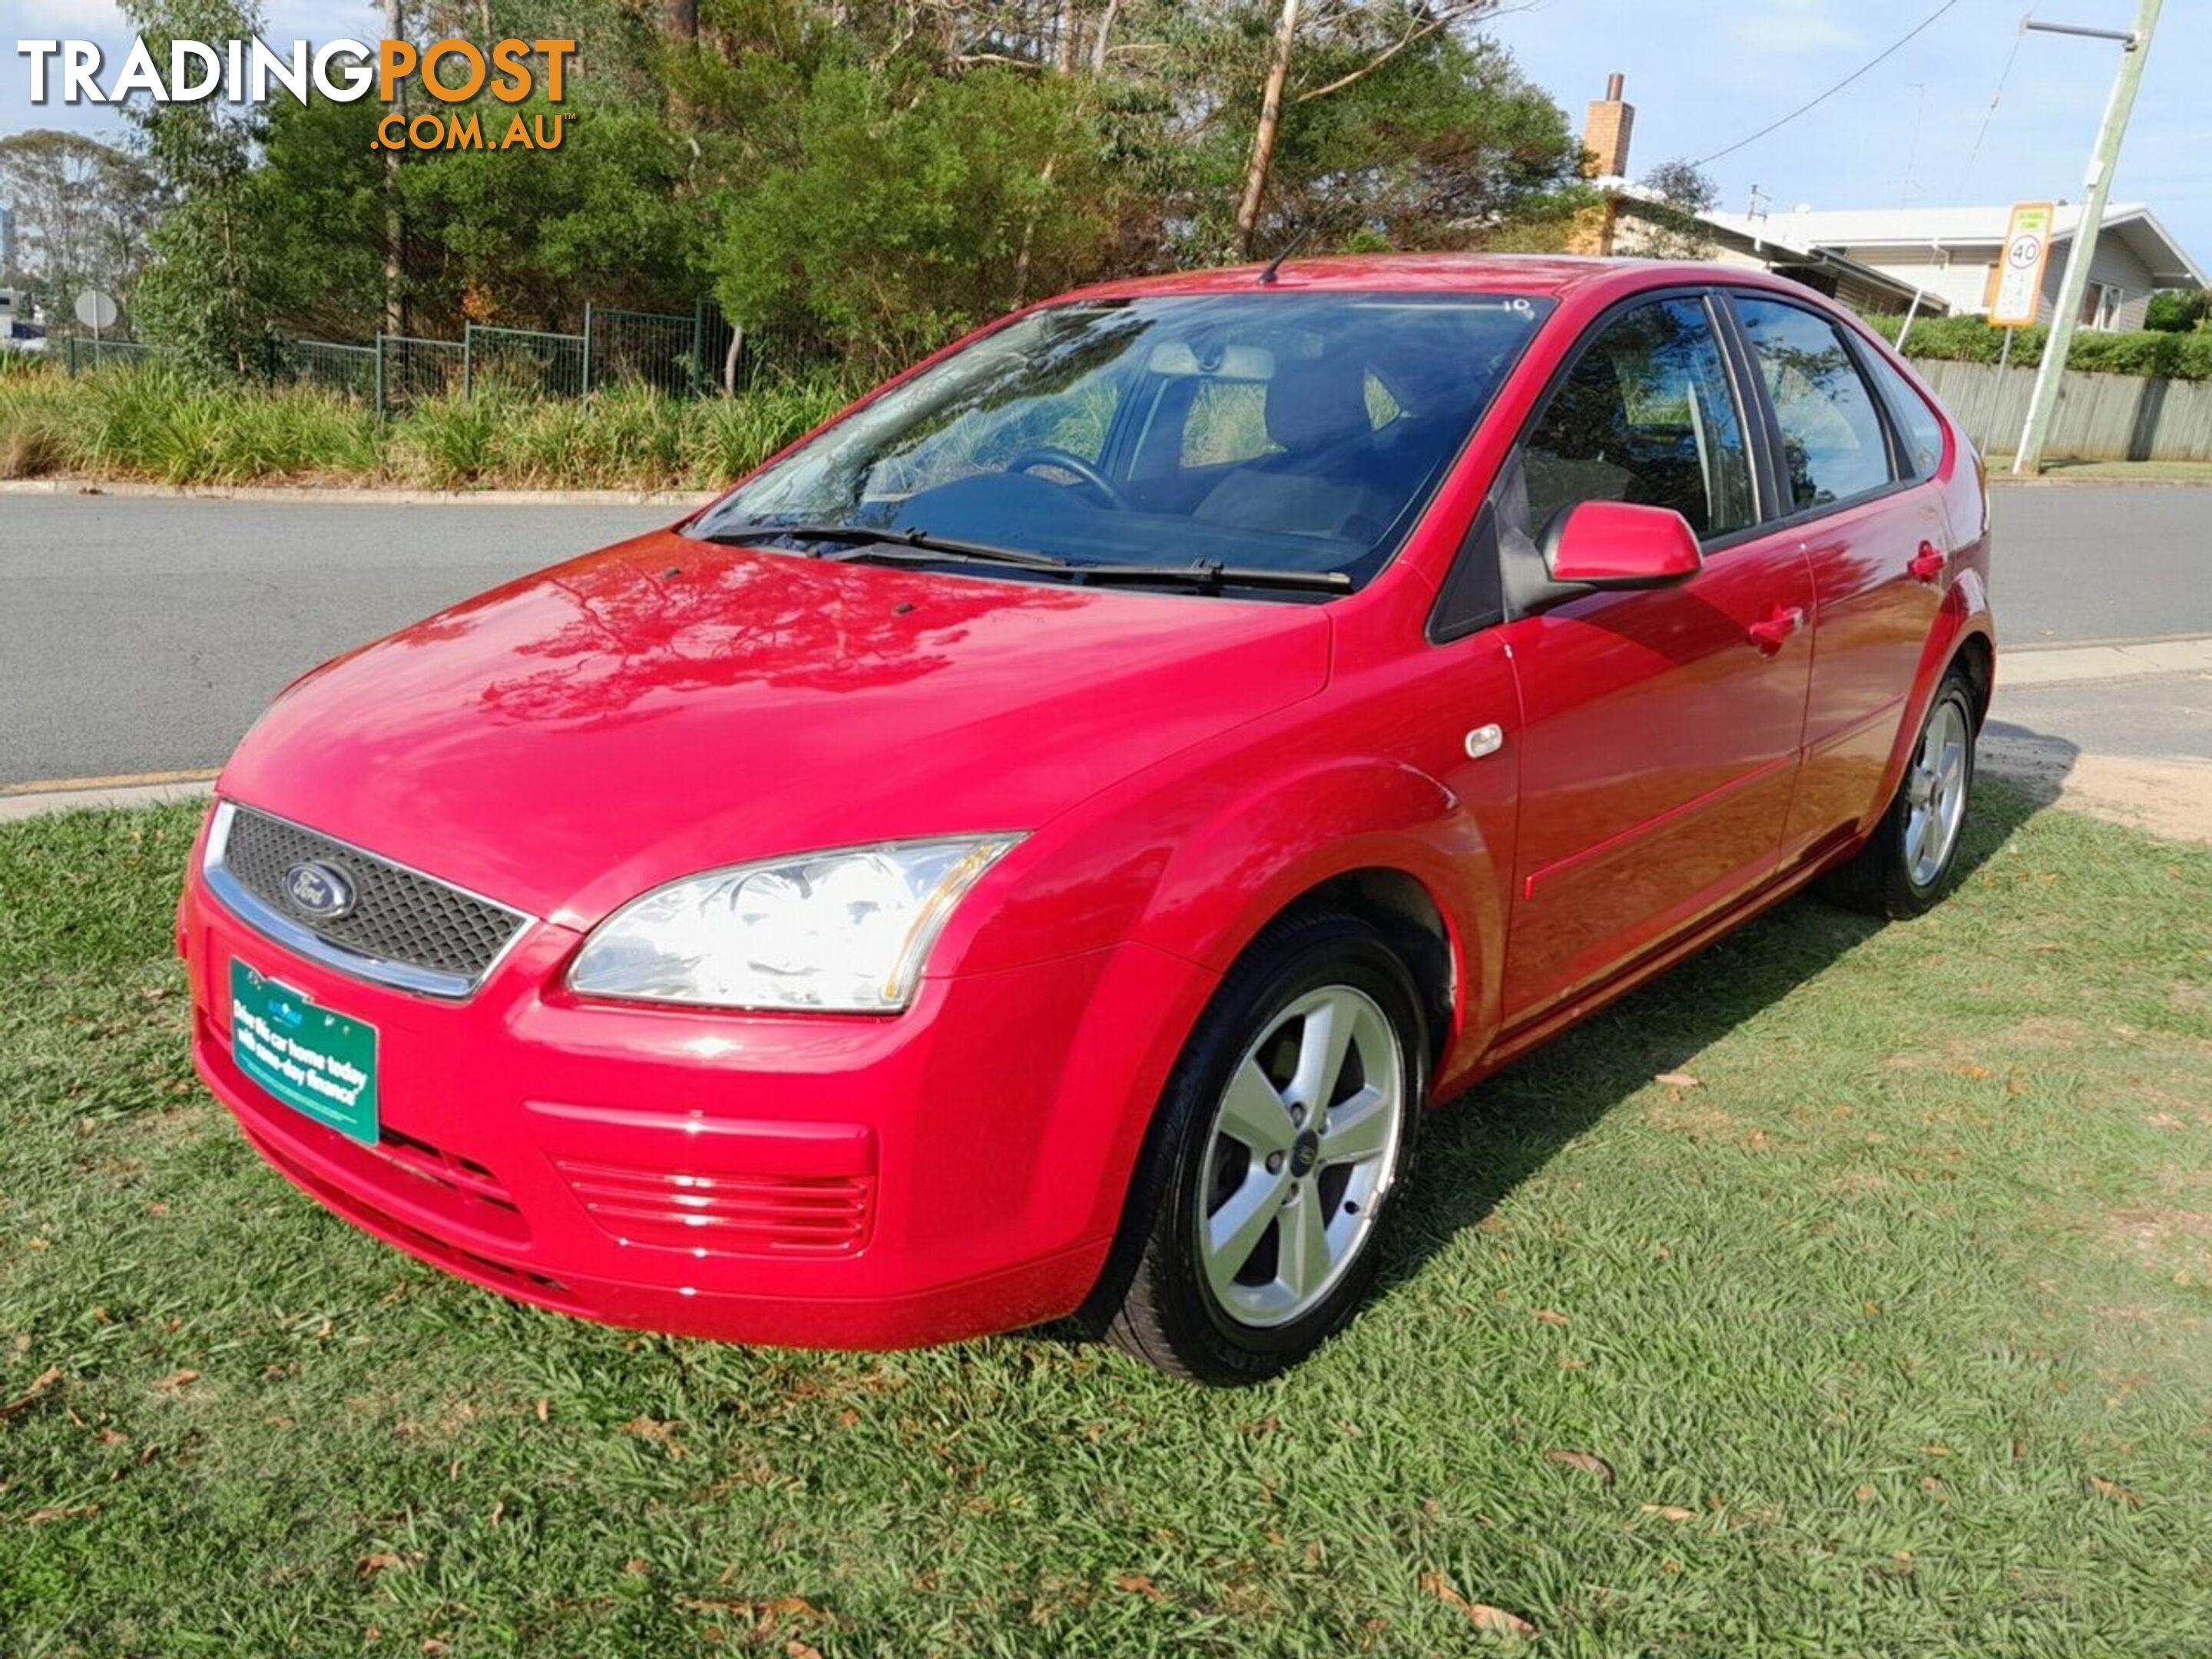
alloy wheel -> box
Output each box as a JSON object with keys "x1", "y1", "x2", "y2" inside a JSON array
[
  {"x1": 1194, "y1": 985, "x2": 1406, "y2": 1330},
  {"x1": 1904, "y1": 696, "x2": 1971, "y2": 887}
]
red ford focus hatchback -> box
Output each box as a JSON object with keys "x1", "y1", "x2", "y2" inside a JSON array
[{"x1": 181, "y1": 257, "x2": 1992, "y2": 1382}]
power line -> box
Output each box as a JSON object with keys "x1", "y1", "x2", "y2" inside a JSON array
[
  {"x1": 1952, "y1": 17, "x2": 2028, "y2": 200},
  {"x1": 1690, "y1": 0, "x2": 1963, "y2": 169}
]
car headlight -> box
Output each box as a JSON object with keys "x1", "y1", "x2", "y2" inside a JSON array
[{"x1": 566, "y1": 838, "x2": 1021, "y2": 1012}]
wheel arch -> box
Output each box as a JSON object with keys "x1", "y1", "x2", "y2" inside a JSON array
[
  {"x1": 1120, "y1": 755, "x2": 1506, "y2": 1075},
  {"x1": 1866, "y1": 578, "x2": 1996, "y2": 830},
  {"x1": 1951, "y1": 628, "x2": 1995, "y2": 729},
  {"x1": 1267, "y1": 867, "x2": 1455, "y2": 1071}
]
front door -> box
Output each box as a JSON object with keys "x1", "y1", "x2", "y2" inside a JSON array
[{"x1": 1493, "y1": 293, "x2": 1814, "y2": 1028}]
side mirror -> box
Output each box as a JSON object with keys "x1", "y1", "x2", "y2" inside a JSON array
[{"x1": 1544, "y1": 501, "x2": 1704, "y2": 590}]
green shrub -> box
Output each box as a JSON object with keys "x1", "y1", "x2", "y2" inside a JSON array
[
  {"x1": 0, "y1": 361, "x2": 856, "y2": 489},
  {"x1": 1866, "y1": 312, "x2": 2212, "y2": 382},
  {"x1": 2144, "y1": 289, "x2": 2212, "y2": 333},
  {"x1": 680, "y1": 376, "x2": 853, "y2": 489},
  {"x1": 0, "y1": 349, "x2": 58, "y2": 384},
  {"x1": 389, "y1": 394, "x2": 514, "y2": 488}
]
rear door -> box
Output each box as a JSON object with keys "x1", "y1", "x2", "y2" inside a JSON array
[
  {"x1": 1494, "y1": 292, "x2": 1814, "y2": 1028},
  {"x1": 1723, "y1": 293, "x2": 1951, "y2": 854}
]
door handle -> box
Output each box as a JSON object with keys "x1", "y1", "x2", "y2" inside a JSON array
[
  {"x1": 1908, "y1": 541, "x2": 1948, "y2": 584},
  {"x1": 1747, "y1": 604, "x2": 1806, "y2": 655}
]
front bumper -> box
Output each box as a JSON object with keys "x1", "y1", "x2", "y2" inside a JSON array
[{"x1": 180, "y1": 849, "x2": 1216, "y2": 1349}]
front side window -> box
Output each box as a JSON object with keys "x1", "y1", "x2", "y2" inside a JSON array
[
  {"x1": 690, "y1": 293, "x2": 1551, "y2": 590},
  {"x1": 1735, "y1": 296, "x2": 1896, "y2": 510},
  {"x1": 1520, "y1": 296, "x2": 1757, "y2": 544}
]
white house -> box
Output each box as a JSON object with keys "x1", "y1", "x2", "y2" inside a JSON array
[
  {"x1": 1570, "y1": 76, "x2": 2204, "y2": 328},
  {"x1": 1704, "y1": 203, "x2": 2204, "y2": 333}
]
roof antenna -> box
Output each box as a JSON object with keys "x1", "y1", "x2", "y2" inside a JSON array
[{"x1": 1257, "y1": 226, "x2": 1314, "y2": 286}]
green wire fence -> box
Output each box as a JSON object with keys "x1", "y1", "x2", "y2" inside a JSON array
[{"x1": 58, "y1": 299, "x2": 773, "y2": 417}]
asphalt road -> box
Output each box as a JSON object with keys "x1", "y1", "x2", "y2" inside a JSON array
[
  {"x1": 1991, "y1": 673, "x2": 2212, "y2": 764},
  {"x1": 1, "y1": 495, "x2": 676, "y2": 787},
  {"x1": 1990, "y1": 485, "x2": 2212, "y2": 648},
  {"x1": 0, "y1": 484, "x2": 2204, "y2": 789}
]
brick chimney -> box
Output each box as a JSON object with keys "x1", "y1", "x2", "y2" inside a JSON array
[
  {"x1": 1583, "y1": 72, "x2": 1634, "y2": 180},
  {"x1": 1567, "y1": 74, "x2": 1633, "y2": 257}
]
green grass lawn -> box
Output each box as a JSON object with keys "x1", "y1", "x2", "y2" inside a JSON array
[{"x1": 3, "y1": 789, "x2": 2210, "y2": 1657}]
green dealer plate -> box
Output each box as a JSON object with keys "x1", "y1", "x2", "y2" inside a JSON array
[{"x1": 230, "y1": 959, "x2": 380, "y2": 1146}]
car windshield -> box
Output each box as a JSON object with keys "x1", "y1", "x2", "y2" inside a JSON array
[{"x1": 689, "y1": 292, "x2": 1552, "y2": 592}]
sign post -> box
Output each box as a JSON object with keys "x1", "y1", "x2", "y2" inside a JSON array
[
  {"x1": 1988, "y1": 202, "x2": 2055, "y2": 330},
  {"x1": 1978, "y1": 203, "x2": 2051, "y2": 455},
  {"x1": 74, "y1": 286, "x2": 120, "y2": 366},
  {"x1": 2012, "y1": 0, "x2": 2164, "y2": 474}
]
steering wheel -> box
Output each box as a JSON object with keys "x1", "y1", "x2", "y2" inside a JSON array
[{"x1": 1007, "y1": 448, "x2": 1129, "y2": 510}]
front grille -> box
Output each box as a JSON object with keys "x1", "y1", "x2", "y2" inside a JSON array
[{"x1": 211, "y1": 804, "x2": 528, "y2": 995}]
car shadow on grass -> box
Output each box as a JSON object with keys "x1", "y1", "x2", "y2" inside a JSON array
[
  {"x1": 1022, "y1": 774, "x2": 2050, "y2": 1364},
  {"x1": 1369, "y1": 773, "x2": 2049, "y2": 1303}
]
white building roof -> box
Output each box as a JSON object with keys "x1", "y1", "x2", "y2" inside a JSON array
[{"x1": 1704, "y1": 203, "x2": 2204, "y2": 287}]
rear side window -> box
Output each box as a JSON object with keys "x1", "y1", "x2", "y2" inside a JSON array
[
  {"x1": 1520, "y1": 296, "x2": 1757, "y2": 542},
  {"x1": 1862, "y1": 349, "x2": 1949, "y2": 478},
  {"x1": 1735, "y1": 297, "x2": 1896, "y2": 510}
]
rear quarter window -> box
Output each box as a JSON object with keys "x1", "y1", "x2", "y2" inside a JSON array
[{"x1": 1861, "y1": 348, "x2": 1949, "y2": 478}]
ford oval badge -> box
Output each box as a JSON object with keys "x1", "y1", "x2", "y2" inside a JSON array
[{"x1": 283, "y1": 860, "x2": 356, "y2": 921}]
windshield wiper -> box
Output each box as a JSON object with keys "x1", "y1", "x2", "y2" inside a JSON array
[
  {"x1": 1071, "y1": 560, "x2": 1352, "y2": 594},
  {"x1": 696, "y1": 522, "x2": 1071, "y2": 571},
  {"x1": 697, "y1": 522, "x2": 1353, "y2": 594}
]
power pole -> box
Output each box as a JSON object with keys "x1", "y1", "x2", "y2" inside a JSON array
[
  {"x1": 383, "y1": 0, "x2": 408, "y2": 336},
  {"x1": 2012, "y1": 0, "x2": 2163, "y2": 475}
]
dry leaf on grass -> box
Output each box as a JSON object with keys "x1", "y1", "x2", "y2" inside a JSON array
[
  {"x1": 356, "y1": 1552, "x2": 406, "y2": 1579},
  {"x1": 1532, "y1": 1308, "x2": 1569, "y2": 1327},
  {"x1": 24, "y1": 1505, "x2": 99, "y2": 1525},
  {"x1": 0, "y1": 1366, "x2": 62, "y2": 1419},
  {"x1": 1639, "y1": 1503, "x2": 1694, "y2": 1522},
  {"x1": 1114, "y1": 1575, "x2": 1167, "y2": 1601},
  {"x1": 619, "y1": 1416, "x2": 685, "y2": 1459},
  {"x1": 1655, "y1": 1071, "x2": 1700, "y2": 1089},
  {"x1": 680, "y1": 1596, "x2": 826, "y2": 1626},
  {"x1": 154, "y1": 1369, "x2": 199, "y2": 1392},
  {"x1": 2091, "y1": 1475, "x2": 2144, "y2": 1508},
  {"x1": 1421, "y1": 1571, "x2": 1536, "y2": 1639},
  {"x1": 1543, "y1": 1449, "x2": 1615, "y2": 1485}
]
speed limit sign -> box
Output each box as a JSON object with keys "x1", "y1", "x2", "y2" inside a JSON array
[{"x1": 1990, "y1": 202, "x2": 2055, "y2": 329}]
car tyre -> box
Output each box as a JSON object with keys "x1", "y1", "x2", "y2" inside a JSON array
[
  {"x1": 1096, "y1": 910, "x2": 1427, "y2": 1384},
  {"x1": 1822, "y1": 666, "x2": 1979, "y2": 919}
]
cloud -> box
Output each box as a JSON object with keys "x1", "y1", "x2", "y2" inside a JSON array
[{"x1": 1730, "y1": 0, "x2": 1862, "y2": 56}]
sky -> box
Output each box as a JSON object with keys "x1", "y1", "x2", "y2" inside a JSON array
[
  {"x1": 4, "y1": 0, "x2": 2208, "y2": 275},
  {"x1": 1499, "y1": 0, "x2": 2210, "y2": 267}
]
